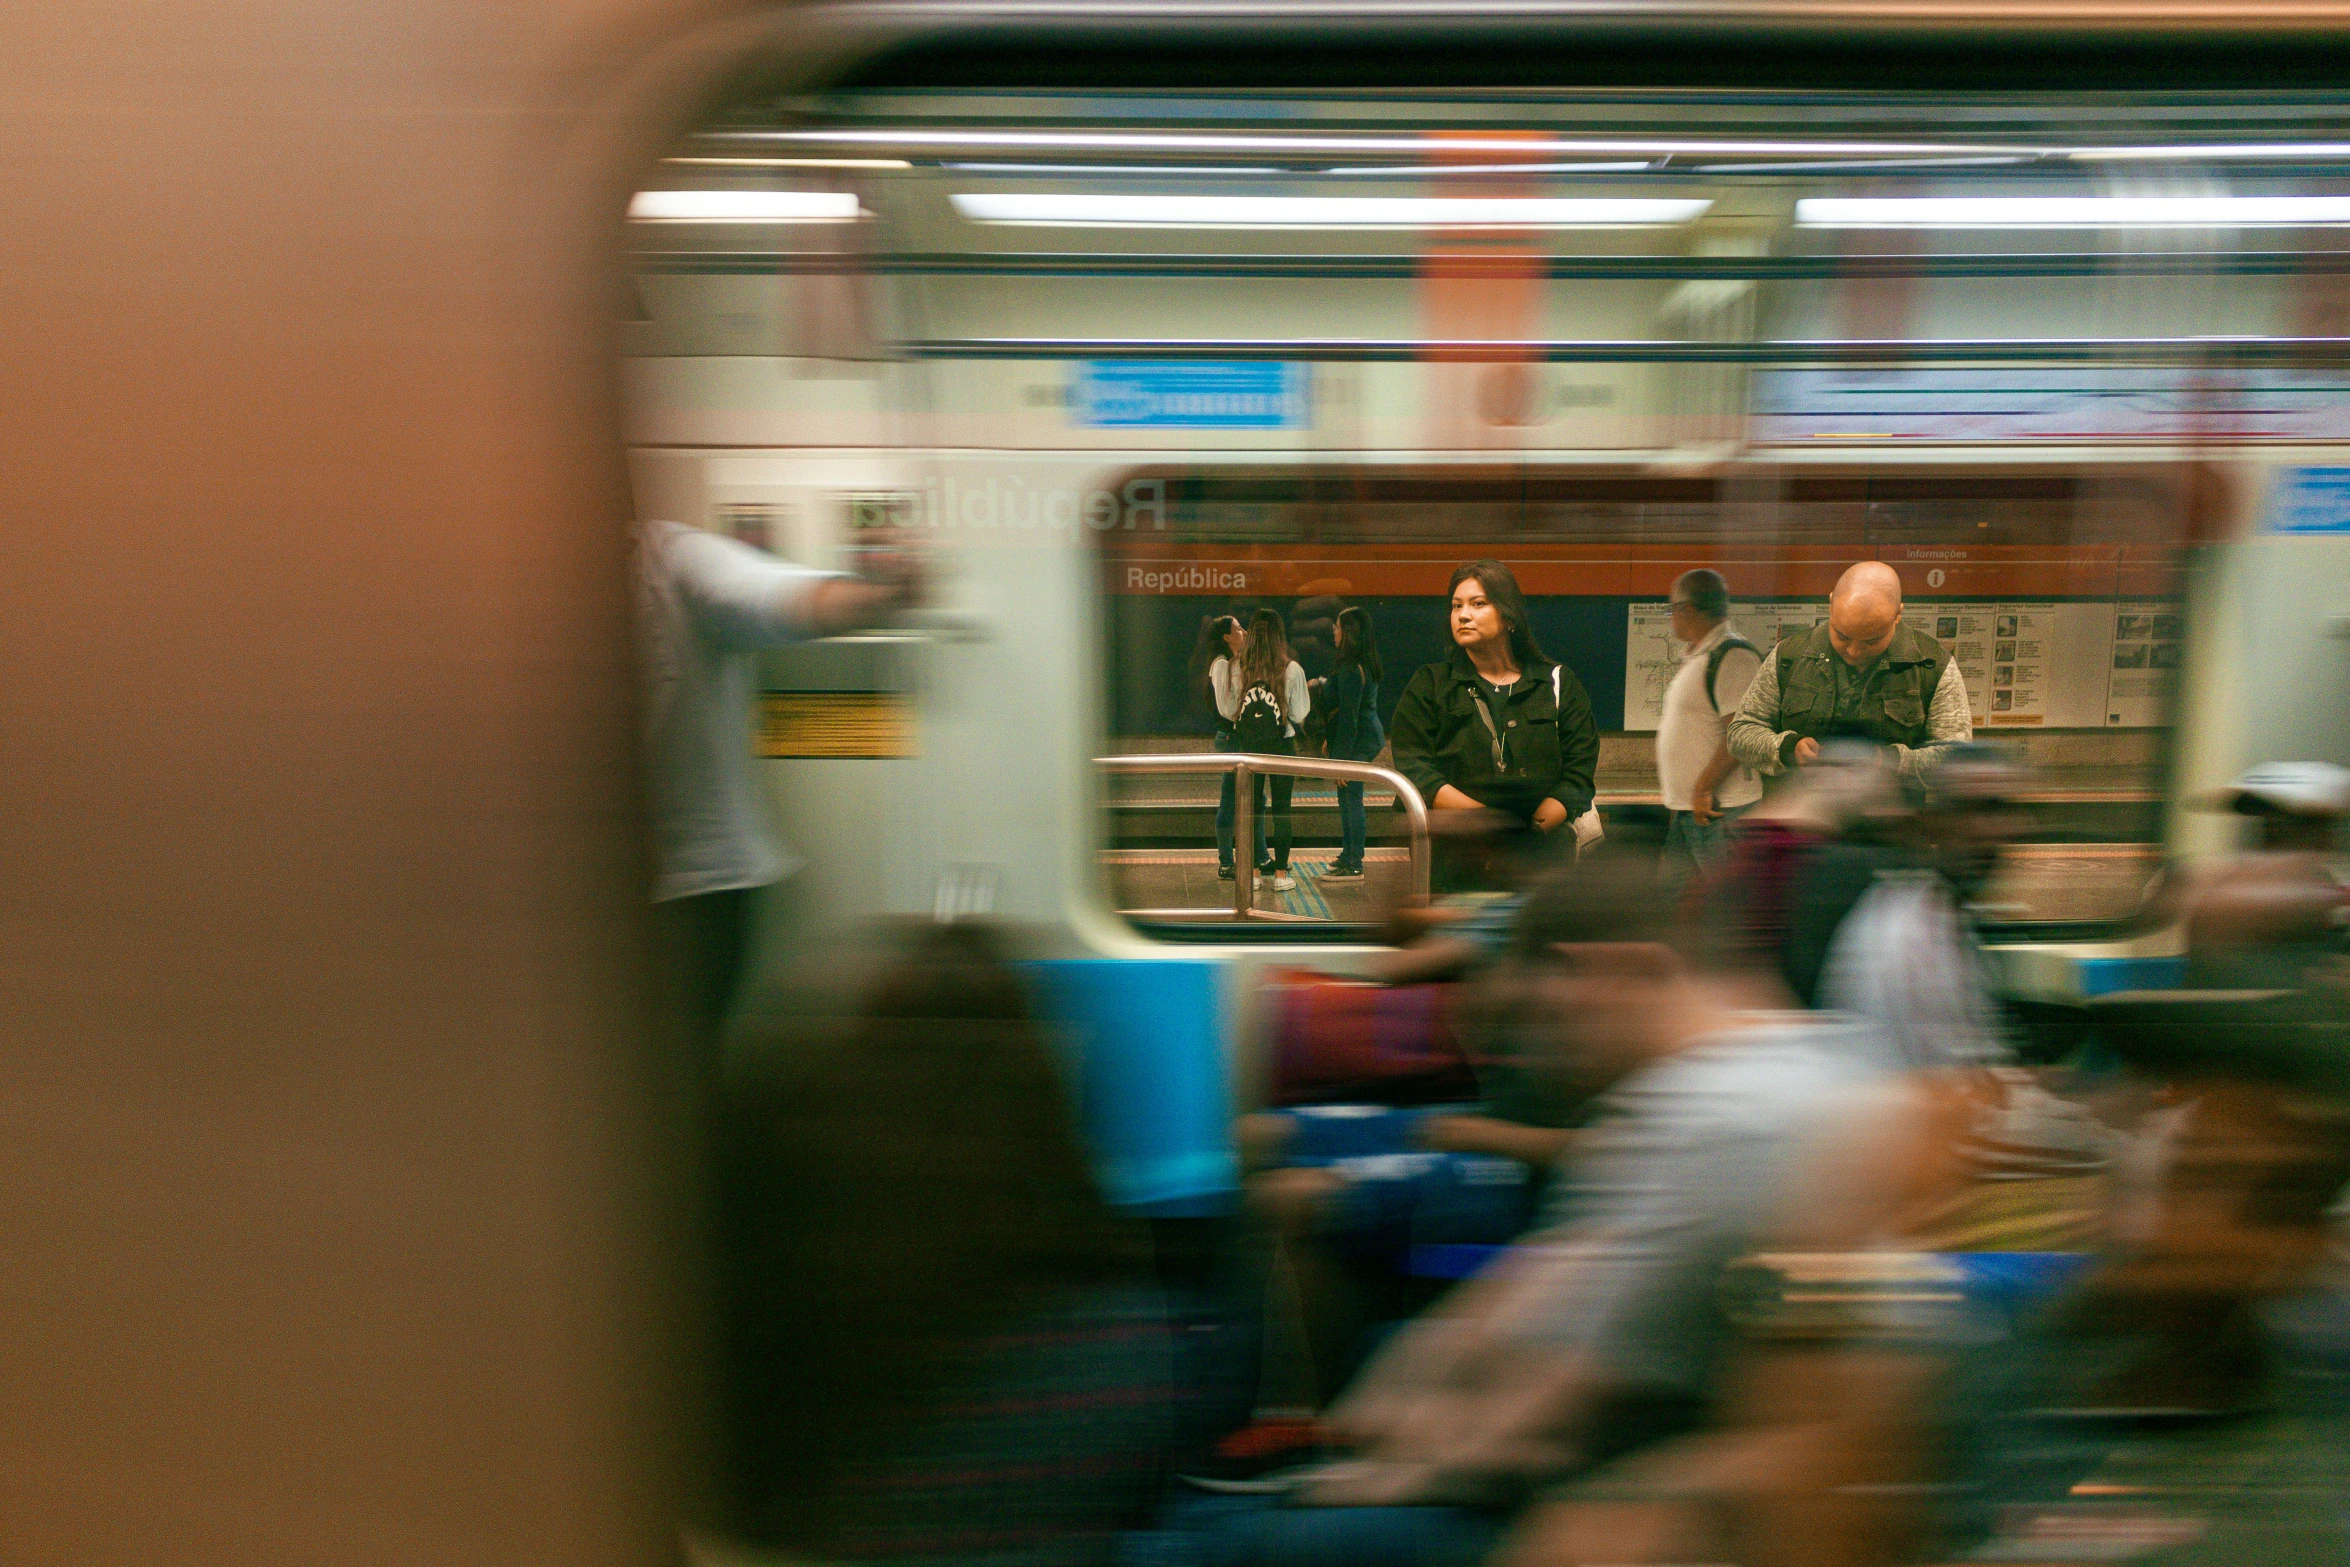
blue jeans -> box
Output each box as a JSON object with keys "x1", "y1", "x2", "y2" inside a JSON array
[
  {"x1": 1660, "y1": 801, "x2": 1750, "y2": 890},
  {"x1": 1216, "y1": 739, "x2": 1296, "y2": 871},
  {"x1": 1336, "y1": 780, "x2": 1366, "y2": 868}
]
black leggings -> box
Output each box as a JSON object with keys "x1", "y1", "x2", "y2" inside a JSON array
[{"x1": 1253, "y1": 771, "x2": 1295, "y2": 870}]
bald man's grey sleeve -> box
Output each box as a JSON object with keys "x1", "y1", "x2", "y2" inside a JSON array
[
  {"x1": 1891, "y1": 659, "x2": 1975, "y2": 777},
  {"x1": 1725, "y1": 646, "x2": 1793, "y2": 777}
]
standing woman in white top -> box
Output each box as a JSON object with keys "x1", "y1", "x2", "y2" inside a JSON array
[
  {"x1": 1215, "y1": 608, "x2": 1312, "y2": 892},
  {"x1": 1655, "y1": 568, "x2": 1763, "y2": 889},
  {"x1": 1193, "y1": 615, "x2": 1255, "y2": 878}
]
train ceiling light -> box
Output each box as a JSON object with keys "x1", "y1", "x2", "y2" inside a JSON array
[
  {"x1": 719, "y1": 129, "x2": 2024, "y2": 160},
  {"x1": 947, "y1": 194, "x2": 1712, "y2": 228},
  {"x1": 1799, "y1": 195, "x2": 2350, "y2": 227},
  {"x1": 628, "y1": 191, "x2": 869, "y2": 222}
]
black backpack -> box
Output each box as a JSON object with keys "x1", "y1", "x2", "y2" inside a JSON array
[
  {"x1": 1704, "y1": 634, "x2": 1760, "y2": 713},
  {"x1": 1232, "y1": 680, "x2": 1287, "y2": 752}
]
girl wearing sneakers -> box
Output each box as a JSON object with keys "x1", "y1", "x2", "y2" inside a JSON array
[
  {"x1": 1319, "y1": 606, "x2": 1385, "y2": 879},
  {"x1": 1215, "y1": 608, "x2": 1311, "y2": 891},
  {"x1": 1199, "y1": 614, "x2": 1255, "y2": 879}
]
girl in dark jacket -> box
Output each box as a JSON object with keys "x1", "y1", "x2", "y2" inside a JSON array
[
  {"x1": 1388, "y1": 559, "x2": 1599, "y2": 835},
  {"x1": 1318, "y1": 606, "x2": 1385, "y2": 879}
]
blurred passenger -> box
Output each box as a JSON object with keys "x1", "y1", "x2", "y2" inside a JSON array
[
  {"x1": 1217, "y1": 609, "x2": 1312, "y2": 892},
  {"x1": 1156, "y1": 854, "x2": 1882, "y2": 1566},
  {"x1": 1368, "y1": 814, "x2": 1560, "y2": 986},
  {"x1": 1818, "y1": 743, "x2": 2024, "y2": 1074},
  {"x1": 718, "y1": 921, "x2": 1175, "y2": 1563},
  {"x1": 2047, "y1": 983, "x2": 2350, "y2": 1420},
  {"x1": 1653, "y1": 569, "x2": 1762, "y2": 890},
  {"x1": 1390, "y1": 561, "x2": 1601, "y2": 885},
  {"x1": 1819, "y1": 746, "x2": 2111, "y2": 1251},
  {"x1": 639, "y1": 519, "x2": 918, "y2": 1072},
  {"x1": 2182, "y1": 761, "x2": 2350, "y2": 991},
  {"x1": 1243, "y1": 865, "x2": 1600, "y2": 1406},
  {"x1": 1696, "y1": 738, "x2": 1904, "y2": 1007},
  {"x1": 1321, "y1": 606, "x2": 1387, "y2": 880},
  {"x1": 1727, "y1": 560, "x2": 1969, "y2": 783}
]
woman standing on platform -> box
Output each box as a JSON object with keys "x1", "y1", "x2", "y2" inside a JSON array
[
  {"x1": 1389, "y1": 559, "x2": 1598, "y2": 842},
  {"x1": 1319, "y1": 606, "x2": 1385, "y2": 880},
  {"x1": 1194, "y1": 614, "x2": 1258, "y2": 880},
  {"x1": 1216, "y1": 608, "x2": 1311, "y2": 893}
]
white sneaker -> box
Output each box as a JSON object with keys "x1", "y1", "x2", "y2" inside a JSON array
[{"x1": 1272, "y1": 872, "x2": 1296, "y2": 892}]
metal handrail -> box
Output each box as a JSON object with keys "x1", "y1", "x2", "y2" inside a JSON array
[{"x1": 1098, "y1": 752, "x2": 1431, "y2": 923}]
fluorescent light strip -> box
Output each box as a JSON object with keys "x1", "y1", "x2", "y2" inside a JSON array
[
  {"x1": 942, "y1": 162, "x2": 1287, "y2": 175},
  {"x1": 1799, "y1": 195, "x2": 2350, "y2": 228},
  {"x1": 1328, "y1": 160, "x2": 1655, "y2": 177},
  {"x1": 1691, "y1": 155, "x2": 2039, "y2": 174},
  {"x1": 2072, "y1": 143, "x2": 2350, "y2": 162},
  {"x1": 663, "y1": 156, "x2": 910, "y2": 169},
  {"x1": 950, "y1": 193, "x2": 1709, "y2": 228},
  {"x1": 628, "y1": 190, "x2": 867, "y2": 223},
  {"x1": 735, "y1": 129, "x2": 2025, "y2": 158}
]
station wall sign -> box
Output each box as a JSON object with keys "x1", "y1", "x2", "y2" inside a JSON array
[{"x1": 1072, "y1": 361, "x2": 1310, "y2": 429}]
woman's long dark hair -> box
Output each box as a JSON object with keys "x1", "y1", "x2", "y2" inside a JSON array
[
  {"x1": 719, "y1": 920, "x2": 1148, "y2": 1546},
  {"x1": 1186, "y1": 613, "x2": 1241, "y2": 712},
  {"x1": 1334, "y1": 605, "x2": 1383, "y2": 684},
  {"x1": 1237, "y1": 608, "x2": 1293, "y2": 719},
  {"x1": 1448, "y1": 559, "x2": 1548, "y2": 670}
]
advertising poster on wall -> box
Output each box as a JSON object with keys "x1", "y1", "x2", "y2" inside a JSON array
[
  {"x1": 1623, "y1": 599, "x2": 1826, "y2": 732},
  {"x1": 1899, "y1": 603, "x2": 1998, "y2": 722},
  {"x1": 2106, "y1": 600, "x2": 2182, "y2": 727}
]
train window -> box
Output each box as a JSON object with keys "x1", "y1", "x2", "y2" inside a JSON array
[
  {"x1": 1099, "y1": 463, "x2": 2181, "y2": 933},
  {"x1": 616, "y1": 73, "x2": 2350, "y2": 944}
]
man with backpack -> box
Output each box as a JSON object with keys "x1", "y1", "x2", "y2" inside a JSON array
[{"x1": 1656, "y1": 569, "x2": 1762, "y2": 888}]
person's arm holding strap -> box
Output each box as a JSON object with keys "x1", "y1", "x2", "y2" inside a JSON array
[{"x1": 664, "y1": 523, "x2": 910, "y2": 647}]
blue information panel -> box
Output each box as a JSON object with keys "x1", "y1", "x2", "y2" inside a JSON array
[
  {"x1": 1073, "y1": 360, "x2": 1310, "y2": 429},
  {"x1": 2266, "y1": 467, "x2": 2350, "y2": 534}
]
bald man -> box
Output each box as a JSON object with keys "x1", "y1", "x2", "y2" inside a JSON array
[{"x1": 1726, "y1": 561, "x2": 1971, "y2": 780}]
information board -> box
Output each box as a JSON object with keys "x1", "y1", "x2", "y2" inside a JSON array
[
  {"x1": 2105, "y1": 600, "x2": 2184, "y2": 727},
  {"x1": 2264, "y1": 466, "x2": 2350, "y2": 534},
  {"x1": 1623, "y1": 599, "x2": 1826, "y2": 731},
  {"x1": 1071, "y1": 361, "x2": 1311, "y2": 429}
]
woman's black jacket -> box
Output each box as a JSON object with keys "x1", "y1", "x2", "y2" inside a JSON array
[{"x1": 1388, "y1": 646, "x2": 1599, "y2": 822}]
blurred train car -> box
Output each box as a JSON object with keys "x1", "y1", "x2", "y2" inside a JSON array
[
  {"x1": 625, "y1": 62, "x2": 2350, "y2": 1209},
  {"x1": 16, "y1": 3, "x2": 2350, "y2": 1565}
]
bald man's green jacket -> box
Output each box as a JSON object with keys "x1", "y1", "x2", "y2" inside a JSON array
[{"x1": 1727, "y1": 620, "x2": 1964, "y2": 776}]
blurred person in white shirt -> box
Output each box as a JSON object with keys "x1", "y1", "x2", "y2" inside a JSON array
[{"x1": 638, "y1": 519, "x2": 918, "y2": 1071}]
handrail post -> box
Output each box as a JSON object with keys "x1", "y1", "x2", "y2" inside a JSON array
[
  {"x1": 1094, "y1": 752, "x2": 1430, "y2": 922},
  {"x1": 1232, "y1": 760, "x2": 1254, "y2": 919}
]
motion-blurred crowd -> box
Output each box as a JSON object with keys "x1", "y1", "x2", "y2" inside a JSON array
[{"x1": 701, "y1": 730, "x2": 2350, "y2": 1567}]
